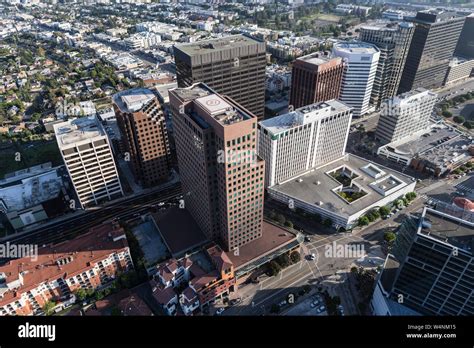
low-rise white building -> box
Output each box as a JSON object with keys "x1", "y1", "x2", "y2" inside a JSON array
[{"x1": 267, "y1": 154, "x2": 416, "y2": 229}]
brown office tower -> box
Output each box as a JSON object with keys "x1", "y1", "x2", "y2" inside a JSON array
[
  {"x1": 289, "y1": 52, "x2": 344, "y2": 109},
  {"x1": 169, "y1": 83, "x2": 265, "y2": 252},
  {"x1": 174, "y1": 35, "x2": 266, "y2": 120},
  {"x1": 113, "y1": 88, "x2": 171, "y2": 187}
]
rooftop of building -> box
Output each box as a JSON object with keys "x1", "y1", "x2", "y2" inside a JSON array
[
  {"x1": 0, "y1": 222, "x2": 129, "y2": 307},
  {"x1": 333, "y1": 41, "x2": 379, "y2": 55},
  {"x1": 0, "y1": 165, "x2": 63, "y2": 212},
  {"x1": 393, "y1": 87, "x2": 437, "y2": 105},
  {"x1": 268, "y1": 153, "x2": 415, "y2": 217},
  {"x1": 360, "y1": 21, "x2": 414, "y2": 31},
  {"x1": 112, "y1": 88, "x2": 156, "y2": 113},
  {"x1": 419, "y1": 207, "x2": 474, "y2": 254},
  {"x1": 414, "y1": 9, "x2": 463, "y2": 23},
  {"x1": 172, "y1": 83, "x2": 253, "y2": 127},
  {"x1": 380, "y1": 124, "x2": 471, "y2": 164},
  {"x1": 228, "y1": 220, "x2": 301, "y2": 273},
  {"x1": 175, "y1": 34, "x2": 262, "y2": 56},
  {"x1": 259, "y1": 99, "x2": 351, "y2": 135},
  {"x1": 296, "y1": 51, "x2": 337, "y2": 65},
  {"x1": 53, "y1": 116, "x2": 106, "y2": 147},
  {"x1": 151, "y1": 207, "x2": 208, "y2": 258}
]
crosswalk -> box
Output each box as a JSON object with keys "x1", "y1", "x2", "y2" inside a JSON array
[
  {"x1": 455, "y1": 183, "x2": 473, "y2": 193},
  {"x1": 419, "y1": 194, "x2": 444, "y2": 206}
]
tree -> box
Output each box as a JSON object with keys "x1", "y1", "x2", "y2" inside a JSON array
[
  {"x1": 405, "y1": 192, "x2": 417, "y2": 201},
  {"x1": 442, "y1": 110, "x2": 452, "y2": 118},
  {"x1": 463, "y1": 121, "x2": 473, "y2": 129},
  {"x1": 384, "y1": 231, "x2": 397, "y2": 244},
  {"x1": 284, "y1": 220, "x2": 294, "y2": 229},
  {"x1": 276, "y1": 214, "x2": 286, "y2": 225},
  {"x1": 378, "y1": 206, "x2": 390, "y2": 218},
  {"x1": 269, "y1": 261, "x2": 281, "y2": 276},
  {"x1": 453, "y1": 116, "x2": 465, "y2": 124},
  {"x1": 358, "y1": 216, "x2": 369, "y2": 226},
  {"x1": 277, "y1": 253, "x2": 291, "y2": 268},
  {"x1": 42, "y1": 301, "x2": 56, "y2": 316},
  {"x1": 74, "y1": 288, "x2": 87, "y2": 301},
  {"x1": 290, "y1": 251, "x2": 301, "y2": 264}
]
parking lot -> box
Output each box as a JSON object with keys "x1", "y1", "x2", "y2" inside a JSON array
[{"x1": 284, "y1": 293, "x2": 327, "y2": 316}]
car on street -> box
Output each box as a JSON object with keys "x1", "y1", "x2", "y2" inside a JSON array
[
  {"x1": 215, "y1": 308, "x2": 225, "y2": 315},
  {"x1": 230, "y1": 298, "x2": 242, "y2": 306},
  {"x1": 304, "y1": 236, "x2": 311, "y2": 242},
  {"x1": 307, "y1": 253, "x2": 316, "y2": 261},
  {"x1": 317, "y1": 305, "x2": 326, "y2": 313}
]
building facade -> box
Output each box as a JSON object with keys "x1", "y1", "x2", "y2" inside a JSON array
[
  {"x1": 169, "y1": 83, "x2": 265, "y2": 251},
  {"x1": 398, "y1": 10, "x2": 465, "y2": 93},
  {"x1": 0, "y1": 222, "x2": 133, "y2": 316},
  {"x1": 174, "y1": 35, "x2": 266, "y2": 120},
  {"x1": 113, "y1": 89, "x2": 172, "y2": 187},
  {"x1": 332, "y1": 42, "x2": 380, "y2": 117},
  {"x1": 455, "y1": 14, "x2": 474, "y2": 59},
  {"x1": 383, "y1": 207, "x2": 474, "y2": 315},
  {"x1": 258, "y1": 100, "x2": 352, "y2": 187},
  {"x1": 289, "y1": 52, "x2": 344, "y2": 109},
  {"x1": 53, "y1": 116, "x2": 123, "y2": 208},
  {"x1": 359, "y1": 22, "x2": 414, "y2": 108},
  {"x1": 375, "y1": 88, "x2": 437, "y2": 144}
]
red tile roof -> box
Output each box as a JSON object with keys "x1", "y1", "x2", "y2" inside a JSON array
[{"x1": 0, "y1": 222, "x2": 129, "y2": 307}]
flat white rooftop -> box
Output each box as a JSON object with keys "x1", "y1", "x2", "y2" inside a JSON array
[
  {"x1": 333, "y1": 41, "x2": 379, "y2": 55},
  {"x1": 259, "y1": 100, "x2": 351, "y2": 135},
  {"x1": 54, "y1": 116, "x2": 105, "y2": 148},
  {"x1": 113, "y1": 88, "x2": 155, "y2": 113}
]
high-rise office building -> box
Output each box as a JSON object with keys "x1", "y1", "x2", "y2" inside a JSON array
[
  {"x1": 398, "y1": 10, "x2": 465, "y2": 93},
  {"x1": 375, "y1": 88, "x2": 437, "y2": 144},
  {"x1": 289, "y1": 52, "x2": 345, "y2": 109},
  {"x1": 332, "y1": 42, "x2": 380, "y2": 117},
  {"x1": 174, "y1": 35, "x2": 266, "y2": 120},
  {"x1": 359, "y1": 22, "x2": 414, "y2": 108},
  {"x1": 455, "y1": 14, "x2": 474, "y2": 59},
  {"x1": 380, "y1": 206, "x2": 474, "y2": 315},
  {"x1": 258, "y1": 100, "x2": 352, "y2": 187},
  {"x1": 169, "y1": 83, "x2": 265, "y2": 252},
  {"x1": 113, "y1": 88, "x2": 171, "y2": 187},
  {"x1": 54, "y1": 116, "x2": 123, "y2": 208}
]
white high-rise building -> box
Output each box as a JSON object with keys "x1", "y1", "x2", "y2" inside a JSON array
[
  {"x1": 258, "y1": 100, "x2": 352, "y2": 187},
  {"x1": 54, "y1": 116, "x2": 123, "y2": 208},
  {"x1": 375, "y1": 88, "x2": 437, "y2": 144},
  {"x1": 332, "y1": 42, "x2": 380, "y2": 117}
]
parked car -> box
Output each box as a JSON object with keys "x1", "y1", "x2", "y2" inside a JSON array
[
  {"x1": 307, "y1": 253, "x2": 316, "y2": 261},
  {"x1": 215, "y1": 308, "x2": 225, "y2": 315},
  {"x1": 230, "y1": 298, "x2": 242, "y2": 306}
]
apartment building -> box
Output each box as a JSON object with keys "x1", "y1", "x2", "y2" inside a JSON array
[
  {"x1": 375, "y1": 88, "x2": 437, "y2": 144},
  {"x1": 53, "y1": 116, "x2": 123, "y2": 208},
  {"x1": 174, "y1": 35, "x2": 267, "y2": 120},
  {"x1": 359, "y1": 22, "x2": 414, "y2": 108},
  {"x1": 258, "y1": 100, "x2": 352, "y2": 187},
  {"x1": 332, "y1": 42, "x2": 380, "y2": 117},
  {"x1": 0, "y1": 222, "x2": 133, "y2": 316},
  {"x1": 399, "y1": 10, "x2": 465, "y2": 92},
  {"x1": 169, "y1": 83, "x2": 265, "y2": 251},
  {"x1": 113, "y1": 88, "x2": 171, "y2": 187},
  {"x1": 289, "y1": 52, "x2": 344, "y2": 109}
]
